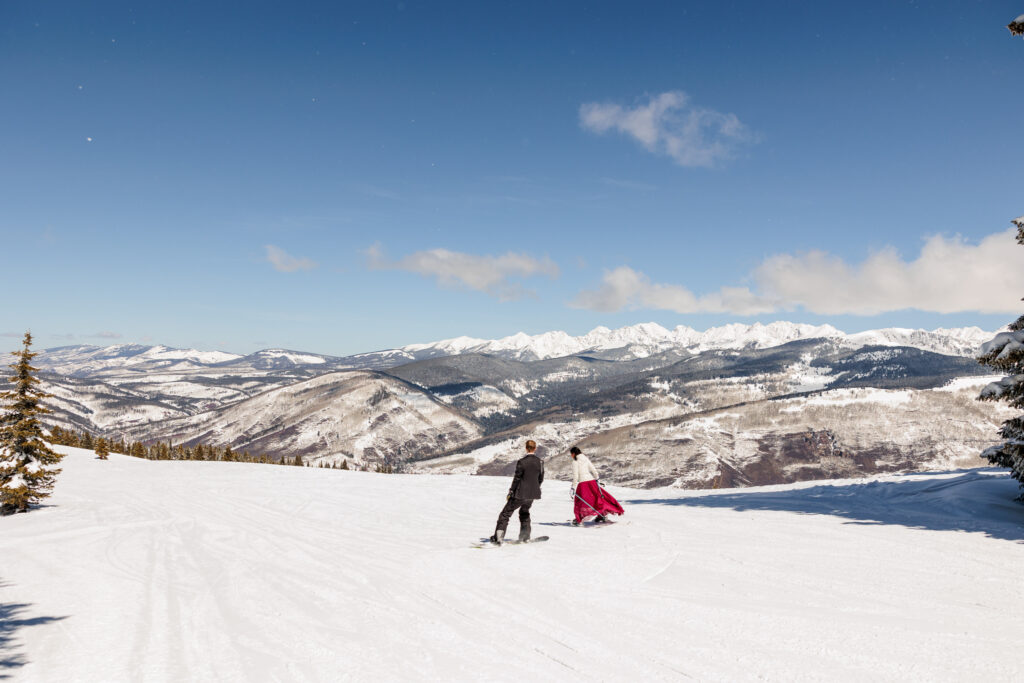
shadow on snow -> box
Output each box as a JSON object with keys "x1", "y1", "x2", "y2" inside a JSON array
[
  {"x1": 0, "y1": 582, "x2": 69, "y2": 679},
  {"x1": 623, "y1": 469, "x2": 1024, "y2": 543}
]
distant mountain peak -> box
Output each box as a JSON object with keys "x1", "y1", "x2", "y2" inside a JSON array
[{"x1": 395, "y1": 321, "x2": 996, "y2": 363}]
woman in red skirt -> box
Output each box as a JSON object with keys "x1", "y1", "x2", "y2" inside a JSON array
[{"x1": 569, "y1": 446, "x2": 624, "y2": 525}]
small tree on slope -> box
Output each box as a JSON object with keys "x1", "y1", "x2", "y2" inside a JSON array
[
  {"x1": 978, "y1": 217, "x2": 1024, "y2": 496},
  {"x1": 0, "y1": 332, "x2": 64, "y2": 515}
]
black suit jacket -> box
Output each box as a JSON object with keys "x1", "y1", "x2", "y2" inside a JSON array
[{"x1": 509, "y1": 453, "x2": 544, "y2": 500}]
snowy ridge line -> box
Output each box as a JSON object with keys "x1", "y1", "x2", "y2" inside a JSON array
[
  {"x1": 394, "y1": 321, "x2": 996, "y2": 362},
  {"x1": 32, "y1": 321, "x2": 997, "y2": 375}
]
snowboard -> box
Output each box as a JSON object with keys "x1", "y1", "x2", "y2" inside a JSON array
[
  {"x1": 544, "y1": 519, "x2": 617, "y2": 528},
  {"x1": 471, "y1": 535, "x2": 549, "y2": 549}
]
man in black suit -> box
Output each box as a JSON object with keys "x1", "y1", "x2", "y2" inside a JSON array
[{"x1": 490, "y1": 439, "x2": 544, "y2": 545}]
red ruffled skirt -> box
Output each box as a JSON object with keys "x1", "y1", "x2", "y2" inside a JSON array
[{"x1": 573, "y1": 480, "x2": 625, "y2": 523}]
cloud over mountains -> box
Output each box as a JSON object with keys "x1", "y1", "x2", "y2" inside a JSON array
[
  {"x1": 580, "y1": 91, "x2": 754, "y2": 168},
  {"x1": 367, "y1": 245, "x2": 559, "y2": 300},
  {"x1": 573, "y1": 230, "x2": 1024, "y2": 316}
]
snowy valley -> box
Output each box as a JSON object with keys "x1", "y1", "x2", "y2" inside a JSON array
[{"x1": 15, "y1": 322, "x2": 1010, "y2": 490}]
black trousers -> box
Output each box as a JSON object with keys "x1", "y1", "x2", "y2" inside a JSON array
[{"x1": 495, "y1": 498, "x2": 534, "y2": 533}]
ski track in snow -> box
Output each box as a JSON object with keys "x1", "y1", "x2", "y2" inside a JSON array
[{"x1": 2, "y1": 447, "x2": 1024, "y2": 681}]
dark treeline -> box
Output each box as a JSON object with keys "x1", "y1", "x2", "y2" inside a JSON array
[{"x1": 46, "y1": 426, "x2": 361, "y2": 470}]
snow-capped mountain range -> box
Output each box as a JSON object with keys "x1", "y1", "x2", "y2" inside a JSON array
[
  {"x1": 13, "y1": 321, "x2": 1009, "y2": 488},
  {"x1": 33, "y1": 344, "x2": 340, "y2": 377},
  {"x1": 34, "y1": 321, "x2": 997, "y2": 379},
  {"x1": 34, "y1": 343, "x2": 243, "y2": 376},
  {"x1": 387, "y1": 321, "x2": 995, "y2": 363}
]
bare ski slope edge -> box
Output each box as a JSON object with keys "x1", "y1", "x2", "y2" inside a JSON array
[{"x1": 2, "y1": 447, "x2": 1023, "y2": 682}]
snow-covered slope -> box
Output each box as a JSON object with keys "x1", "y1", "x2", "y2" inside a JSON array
[
  {"x1": 28, "y1": 346, "x2": 356, "y2": 432},
  {"x1": 414, "y1": 375, "x2": 1014, "y2": 486},
  {"x1": 124, "y1": 370, "x2": 483, "y2": 465},
  {"x1": 394, "y1": 337, "x2": 989, "y2": 440},
  {"x1": 41, "y1": 375, "x2": 189, "y2": 432},
  {"x1": 3, "y1": 447, "x2": 1022, "y2": 681},
  {"x1": 213, "y1": 348, "x2": 344, "y2": 371}
]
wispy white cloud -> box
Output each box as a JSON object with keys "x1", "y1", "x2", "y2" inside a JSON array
[
  {"x1": 367, "y1": 244, "x2": 559, "y2": 301},
  {"x1": 265, "y1": 245, "x2": 318, "y2": 273},
  {"x1": 571, "y1": 266, "x2": 775, "y2": 316},
  {"x1": 572, "y1": 230, "x2": 1024, "y2": 316},
  {"x1": 1, "y1": 332, "x2": 24, "y2": 338},
  {"x1": 580, "y1": 91, "x2": 754, "y2": 168},
  {"x1": 92, "y1": 331, "x2": 122, "y2": 339},
  {"x1": 754, "y1": 230, "x2": 1024, "y2": 315}
]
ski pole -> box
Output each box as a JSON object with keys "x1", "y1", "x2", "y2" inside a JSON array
[{"x1": 574, "y1": 489, "x2": 603, "y2": 516}]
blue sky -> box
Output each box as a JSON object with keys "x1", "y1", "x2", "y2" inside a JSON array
[{"x1": 2, "y1": 1, "x2": 1023, "y2": 355}]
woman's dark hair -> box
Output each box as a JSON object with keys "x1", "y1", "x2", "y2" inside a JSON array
[{"x1": 569, "y1": 446, "x2": 582, "y2": 458}]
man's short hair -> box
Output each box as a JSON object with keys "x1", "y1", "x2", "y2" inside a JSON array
[{"x1": 525, "y1": 439, "x2": 536, "y2": 452}]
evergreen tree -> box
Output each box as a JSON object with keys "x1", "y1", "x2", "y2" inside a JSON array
[
  {"x1": 1009, "y1": 14, "x2": 1024, "y2": 36},
  {"x1": 49, "y1": 425, "x2": 65, "y2": 445},
  {"x1": 94, "y1": 437, "x2": 110, "y2": 460},
  {"x1": 978, "y1": 216, "x2": 1024, "y2": 495},
  {"x1": 0, "y1": 332, "x2": 65, "y2": 515},
  {"x1": 341, "y1": 459, "x2": 350, "y2": 470}
]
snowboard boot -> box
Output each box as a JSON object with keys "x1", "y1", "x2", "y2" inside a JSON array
[
  {"x1": 595, "y1": 515, "x2": 608, "y2": 524},
  {"x1": 518, "y1": 521, "x2": 531, "y2": 543},
  {"x1": 490, "y1": 529, "x2": 505, "y2": 545}
]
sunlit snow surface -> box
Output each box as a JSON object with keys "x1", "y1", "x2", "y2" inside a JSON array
[{"x1": 2, "y1": 447, "x2": 1023, "y2": 681}]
